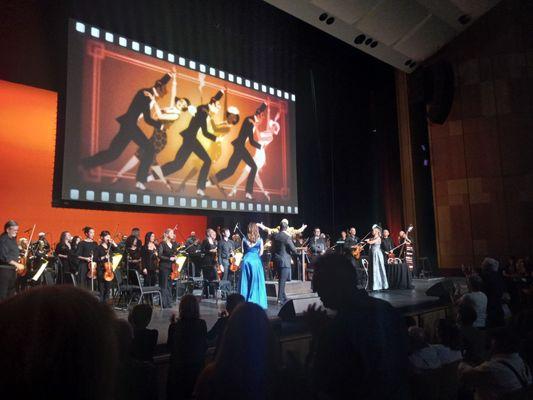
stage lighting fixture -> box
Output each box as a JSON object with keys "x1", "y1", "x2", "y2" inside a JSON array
[
  {"x1": 458, "y1": 14, "x2": 471, "y2": 25},
  {"x1": 219, "y1": 71, "x2": 226, "y2": 79},
  {"x1": 189, "y1": 60, "x2": 196, "y2": 69},
  {"x1": 228, "y1": 73, "x2": 234, "y2": 82},
  {"x1": 209, "y1": 66, "x2": 216, "y2": 75},
  {"x1": 354, "y1": 34, "x2": 365, "y2": 44},
  {"x1": 365, "y1": 38, "x2": 373, "y2": 45},
  {"x1": 370, "y1": 41, "x2": 378, "y2": 48},
  {"x1": 75, "y1": 22, "x2": 85, "y2": 33},
  {"x1": 156, "y1": 49, "x2": 163, "y2": 59},
  {"x1": 319, "y1": 13, "x2": 328, "y2": 21},
  {"x1": 326, "y1": 17, "x2": 335, "y2": 25},
  {"x1": 178, "y1": 57, "x2": 186, "y2": 66},
  {"x1": 132, "y1": 41, "x2": 140, "y2": 51},
  {"x1": 199, "y1": 64, "x2": 206, "y2": 72},
  {"x1": 167, "y1": 53, "x2": 175, "y2": 62}
]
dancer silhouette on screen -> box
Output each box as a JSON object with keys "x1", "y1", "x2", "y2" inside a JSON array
[
  {"x1": 228, "y1": 104, "x2": 280, "y2": 201},
  {"x1": 212, "y1": 102, "x2": 266, "y2": 200},
  {"x1": 80, "y1": 73, "x2": 172, "y2": 191},
  {"x1": 147, "y1": 90, "x2": 224, "y2": 197},
  {"x1": 111, "y1": 73, "x2": 192, "y2": 191}
]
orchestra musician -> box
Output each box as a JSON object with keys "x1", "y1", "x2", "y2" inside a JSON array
[
  {"x1": 201, "y1": 229, "x2": 218, "y2": 298},
  {"x1": 185, "y1": 231, "x2": 201, "y2": 277},
  {"x1": 141, "y1": 232, "x2": 158, "y2": 286},
  {"x1": 309, "y1": 228, "x2": 327, "y2": 258},
  {"x1": 55, "y1": 231, "x2": 73, "y2": 284},
  {"x1": 16, "y1": 238, "x2": 30, "y2": 293},
  {"x1": 398, "y1": 230, "x2": 415, "y2": 271},
  {"x1": 125, "y1": 228, "x2": 142, "y2": 273},
  {"x1": 343, "y1": 227, "x2": 360, "y2": 267},
  {"x1": 158, "y1": 228, "x2": 179, "y2": 308},
  {"x1": 76, "y1": 227, "x2": 98, "y2": 289},
  {"x1": 0, "y1": 220, "x2": 25, "y2": 300},
  {"x1": 381, "y1": 229, "x2": 394, "y2": 257},
  {"x1": 95, "y1": 231, "x2": 118, "y2": 302},
  {"x1": 31, "y1": 232, "x2": 50, "y2": 275},
  {"x1": 217, "y1": 227, "x2": 236, "y2": 282}
]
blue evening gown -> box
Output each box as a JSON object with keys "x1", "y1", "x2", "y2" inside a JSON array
[{"x1": 239, "y1": 238, "x2": 268, "y2": 309}]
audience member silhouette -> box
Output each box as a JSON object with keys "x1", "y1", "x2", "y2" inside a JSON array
[
  {"x1": 309, "y1": 254, "x2": 410, "y2": 399},
  {"x1": 167, "y1": 294, "x2": 207, "y2": 400},
  {"x1": 129, "y1": 303, "x2": 158, "y2": 362},
  {"x1": 0, "y1": 286, "x2": 117, "y2": 400},
  {"x1": 195, "y1": 302, "x2": 279, "y2": 400}
]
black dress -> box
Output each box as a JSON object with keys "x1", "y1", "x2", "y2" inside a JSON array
[
  {"x1": 167, "y1": 318, "x2": 207, "y2": 400},
  {"x1": 157, "y1": 241, "x2": 179, "y2": 307},
  {"x1": 55, "y1": 242, "x2": 72, "y2": 283},
  {"x1": 141, "y1": 244, "x2": 158, "y2": 286},
  {"x1": 96, "y1": 242, "x2": 118, "y2": 302},
  {"x1": 200, "y1": 239, "x2": 218, "y2": 297},
  {"x1": 76, "y1": 240, "x2": 98, "y2": 288}
]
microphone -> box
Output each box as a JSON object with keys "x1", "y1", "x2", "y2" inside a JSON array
[{"x1": 233, "y1": 222, "x2": 239, "y2": 233}]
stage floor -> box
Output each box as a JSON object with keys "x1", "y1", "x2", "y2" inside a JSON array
[{"x1": 114, "y1": 287, "x2": 443, "y2": 345}]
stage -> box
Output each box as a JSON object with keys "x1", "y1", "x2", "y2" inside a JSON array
[{"x1": 114, "y1": 280, "x2": 450, "y2": 346}]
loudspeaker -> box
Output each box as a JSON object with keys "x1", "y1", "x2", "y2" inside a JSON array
[
  {"x1": 425, "y1": 279, "x2": 455, "y2": 301},
  {"x1": 278, "y1": 296, "x2": 322, "y2": 321},
  {"x1": 423, "y1": 61, "x2": 454, "y2": 125}
]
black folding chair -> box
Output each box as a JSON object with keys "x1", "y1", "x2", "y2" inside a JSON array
[
  {"x1": 114, "y1": 269, "x2": 134, "y2": 309},
  {"x1": 128, "y1": 269, "x2": 164, "y2": 308}
]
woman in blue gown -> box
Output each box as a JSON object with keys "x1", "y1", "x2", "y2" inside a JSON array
[{"x1": 239, "y1": 223, "x2": 268, "y2": 309}]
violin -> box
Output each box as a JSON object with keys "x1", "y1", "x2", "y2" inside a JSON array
[
  {"x1": 87, "y1": 252, "x2": 97, "y2": 279},
  {"x1": 229, "y1": 254, "x2": 239, "y2": 272},
  {"x1": 170, "y1": 244, "x2": 184, "y2": 281},
  {"x1": 103, "y1": 246, "x2": 115, "y2": 282}
]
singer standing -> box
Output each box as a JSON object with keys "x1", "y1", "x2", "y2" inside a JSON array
[{"x1": 217, "y1": 227, "x2": 236, "y2": 282}]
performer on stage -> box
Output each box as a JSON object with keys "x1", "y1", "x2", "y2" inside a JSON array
[
  {"x1": 76, "y1": 226, "x2": 98, "y2": 289},
  {"x1": 227, "y1": 105, "x2": 280, "y2": 201},
  {"x1": 365, "y1": 226, "x2": 389, "y2": 291},
  {"x1": 399, "y1": 230, "x2": 415, "y2": 271},
  {"x1": 81, "y1": 73, "x2": 172, "y2": 190},
  {"x1": 309, "y1": 227, "x2": 326, "y2": 258},
  {"x1": 95, "y1": 231, "x2": 118, "y2": 302},
  {"x1": 55, "y1": 231, "x2": 73, "y2": 284},
  {"x1": 141, "y1": 232, "x2": 159, "y2": 286},
  {"x1": 239, "y1": 223, "x2": 267, "y2": 309},
  {"x1": 258, "y1": 219, "x2": 307, "y2": 237},
  {"x1": 272, "y1": 219, "x2": 297, "y2": 305},
  {"x1": 381, "y1": 229, "x2": 394, "y2": 257},
  {"x1": 184, "y1": 230, "x2": 201, "y2": 277},
  {"x1": 201, "y1": 229, "x2": 218, "y2": 297},
  {"x1": 125, "y1": 228, "x2": 142, "y2": 273},
  {"x1": 158, "y1": 228, "x2": 179, "y2": 308},
  {"x1": 217, "y1": 227, "x2": 235, "y2": 282},
  {"x1": 0, "y1": 220, "x2": 25, "y2": 300},
  {"x1": 343, "y1": 227, "x2": 360, "y2": 265},
  {"x1": 212, "y1": 102, "x2": 266, "y2": 200},
  {"x1": 148, "y1": 90, "x2": 224, "y2": 197}
]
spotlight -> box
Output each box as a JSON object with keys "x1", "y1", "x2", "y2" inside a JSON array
[
  {"x1": 326, "y1": 17, "x2": 335, "y2": 25},
  {"x1": 404, "y1": 59, "x2": 412, "y2": 66},
  {"x1": 370, "y1": 41, "x2": 378, "y2": 48},
  {"x1": 365, "y1": 38, "x2": 373, "y2": 45},
  {"x1": 354, "y1": 34, "x2": 366, "y2": 44},
  {"x1": 319, "y1": 13, "x2": 328, "y2": 21},
  {"x1": 410, "y1": 61, "x2": 417, "y2": 68},
  {"x1": 458, "y1": 14, "x2": 471, "y2": 25}
]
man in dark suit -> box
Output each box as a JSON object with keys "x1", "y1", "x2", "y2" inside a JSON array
[
  {"x1": 272, "y1": 219, "x2": 297, "y2": 305},
  {"x1": 213, "y1": 102, "x2": 265, "y2": 200},
  {"x1": 81, "y1": 73, "x2": 171, "y2": 190},
  {"x1": 151, "y1": 91, "x2": 224, "y2": 197}
]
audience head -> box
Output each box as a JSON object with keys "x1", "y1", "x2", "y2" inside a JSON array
[
  {"x1": 128, "y1": 304, "x2": 153, "y2": 329},
  {"x1": 457, "y1": 303, "x2": 478, "y2": 327},
  {"x1": 0, "y1": 286, "x2": 117, "y2": 400},
  {"x1": 179, "y1": 294, "x2": 200, "y2": 320},
  {"x1": 225, "y1": 293, "x2": 245, "y2": 315},
  {"x1": 481, "y1": 257, "x2": 499, "y2": 272},
  {"x1": 312, "y1": 254, "x2": 361, "y2": 310},
  {"x1": 214, "y1": 302, "x2": 276, "y2": 397}
]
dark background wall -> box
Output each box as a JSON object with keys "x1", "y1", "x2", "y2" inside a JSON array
[
  {"x1": 414, "y1": 0, "x2": 533, "y2": 268},
  {"x1": 0, "y1": 0, "x2": 403, "y2": 241}
]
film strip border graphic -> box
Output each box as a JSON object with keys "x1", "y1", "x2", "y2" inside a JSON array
[
  {"x1": 73, "y1": 20, "x2": 296, "y2": 102},
  {"x1": 68, "y1": 188, "x2": 298, "y2": 214}
]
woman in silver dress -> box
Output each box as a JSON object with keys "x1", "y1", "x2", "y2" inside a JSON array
[{"x1": 366, "y1": 225, "x2": 389, "y2": 291}]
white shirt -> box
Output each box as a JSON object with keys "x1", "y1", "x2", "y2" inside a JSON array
[{"x1": 461, "y1": 291, "x2": 488, "y2": 328}]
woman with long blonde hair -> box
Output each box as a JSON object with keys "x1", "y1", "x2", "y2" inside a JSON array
[{"x1": 238, "y1": 223, "x2": 267, "y2": 309}]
